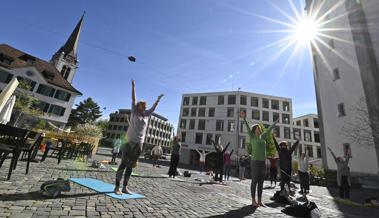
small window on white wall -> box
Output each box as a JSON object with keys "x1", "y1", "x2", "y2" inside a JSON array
[
  {"x1": 333, "y1": 68, "x2": 340, "y2": 81},
  {"x1": 338, "y1": 103, "x2": 346, "y2": 117},
  {"x1": 328, "y1": 39, "x2": 335, "y2": 49},
  {"x1": 343, "y1": 143, "x2": 352, "y2": 158}
]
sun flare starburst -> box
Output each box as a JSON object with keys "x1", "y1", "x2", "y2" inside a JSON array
[
  {"x1": 235, "y1": 0, "x2": 351, "y2": 81},
  {"x1": 294, "y1": 16, "x2": 320, "y2": 44}
]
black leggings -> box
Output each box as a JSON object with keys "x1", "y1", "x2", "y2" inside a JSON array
[
  {"x1": 250, "y1": 160, "x2": 266, "y2": 199},
  {"x1": 339, "y1": 176, "x2": 350, "y2": 199},
  {"x1": 168, "y1": 154, "x2": 180, "y2": 177},
  {"x1": 270, "y1": 168, "x2": 277, "y2": 185},
  {"x1": 214, "y1": 162, "x2": 224, "y2": 182},
  {"x1": 280, "y1": 168, "x2": 291, "y2": 191},
  {"x1": 298, "y1": 171, "x2": 309, "y2": 192},
  {"x1": 115, "y1": 143, "x2": 141, "y2": 187}
]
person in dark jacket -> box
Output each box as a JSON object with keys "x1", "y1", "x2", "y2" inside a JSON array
[
  {"x1": 168, "y1": 136, "x2": 182, "y2": 178},
  {"x1": 210, "y1": 137, "x2": 230, "y2": 183},
  {"x1": 273, "y1": 137, "x2": 299, "y2": 192}
]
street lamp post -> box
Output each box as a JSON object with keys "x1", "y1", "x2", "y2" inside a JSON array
[{"x1": 236, "y1": 88, "x2": 241, "y2": 175}]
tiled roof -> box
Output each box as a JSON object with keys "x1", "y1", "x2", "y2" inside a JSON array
[{"x1": 0, "y1": 44, "x2": 82, "y2": 95}]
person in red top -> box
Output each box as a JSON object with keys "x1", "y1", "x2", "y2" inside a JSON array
[
  {"x1": 223, "y1": 149, "x2": 234, "y2": 181},
  {"x1": 267, "y1": 155, "x2": 279, "y2": 187}
]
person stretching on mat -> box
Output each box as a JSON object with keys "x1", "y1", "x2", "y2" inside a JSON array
[
  {"x1": 114, "y1": 80, "x2": 163, "y2": 195},
  {"x1": 241, "y1": 111, "x2": 278, "y2": 207},
  {"x1": 273, "y1": 137, "x2": 299, "y2": 194},
  {"x1": 210, "y1": 137, "x2": 230, "y2": 183}
]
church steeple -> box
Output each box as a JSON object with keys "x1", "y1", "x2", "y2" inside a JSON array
[
  {"x1": 58, "y1": 13, "x2": 84, "y2": 59},
  {"x1": 51, "y1": 13, "x2": 85, "y2": 84}
]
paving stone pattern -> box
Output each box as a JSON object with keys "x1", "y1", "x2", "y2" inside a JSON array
[{"x1": 0, "y1": 151, "x2": 378, "y2": 218}]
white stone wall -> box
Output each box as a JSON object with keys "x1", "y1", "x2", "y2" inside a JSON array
[{"x1": 310, "y1": 0, "x2": 379, "y2": 175}]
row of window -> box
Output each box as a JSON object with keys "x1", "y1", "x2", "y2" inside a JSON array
[
  {"x1": 110, "y1": 115, "x2": 172, "y2": 131},
  {"x1": 182, "y1": 107, "x2": 291, "y2": 123},
  {"x1": 183, "y1": 95, "x2": 290, "y2": 111},
  {"x1": 180, "y1": 119, "x2": 292, "y2": 138},
  {"x1": 295, "y1": 117, "x2": 319, "y2": 128},
  {"x1": 180, "y1": 126, "x2": 320, "y2": 144},
  {"x1": 292, "y1": 129, "x2": 320, "y2": 143},
  {"x1": 106, "y1": 133, "x2": 171, "y2": 146},
  {"x1": 148, "y1": 128, "x2": 171, "y2": 139},
  {"x1": 298, "y1": 144, "x2": 322, "y2": 158},
  {"x1": 33, "y1": 101, "x2": 66, "y2": 116},
  {"x1": 0, "y1": 69, "x2": 71, "y2": 102},
  {"x1": 146, "y1": 137, "x2": 170, "y2": 147},
  {"x1": 108, "y1": 124, "x2": 128, "y2": 131},
  {"x1": 181, "y1": 130, "x2": 322, "y2": 158},
  {"x1": 107, "y1": 125, "x2": 171, "y2": 139}
]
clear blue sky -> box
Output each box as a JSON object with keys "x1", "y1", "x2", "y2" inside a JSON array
[{"x1": 0, "y1": 0, "x2": 317, "y2": 127}]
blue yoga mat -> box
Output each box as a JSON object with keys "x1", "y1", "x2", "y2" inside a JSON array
[{"x1": 69, "y1": 178, "x2": 145, "y2": 200}]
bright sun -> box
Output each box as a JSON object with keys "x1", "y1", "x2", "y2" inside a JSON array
[{"x1": 294, "y1": 17, "x2": 320, "y2": 43}]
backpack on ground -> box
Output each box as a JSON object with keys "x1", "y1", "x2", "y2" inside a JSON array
[
  {"x1": 282, "y1": 201, "x2": 320, "y2": 218},
  {"x1": 270, "y1": 191, "x2": 294, "y2": 205},
  {"x1": 364, "y1": 197, "x2": 379, "y2": 207},
  {"x1": 40, "y1": 178, "x2": 70, "y2": 198},
  {"x1": 92, "y1": 160, "x2": 100, "y2": 168},
  {"x1": 184, "y1": 171, "x2": 191, "y2": 177}
]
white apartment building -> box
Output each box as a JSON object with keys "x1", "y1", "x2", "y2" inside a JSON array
[
  {"x1": 306, "y1": 0, "x2": 379, "y2": 186},
  {"x1": 105, "y1": 109, "x2": 173, "y2": 152},
  {"x1": 177, "y1": 91, "x2": 294, "y2": 166},
  {"x1": 0, "y1": 15, "x2": 84, "y2": 128},
  {"x1": 293, "y1": 114, "x2": 322, "y2": 167}
]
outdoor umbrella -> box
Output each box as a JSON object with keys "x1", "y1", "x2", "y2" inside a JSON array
[
  {"x1": 0, "y1": 95, "x2": 16, "y2": 124},
  {"x1": 0, "y1": 77, "x2": 19, "y2": 112}
]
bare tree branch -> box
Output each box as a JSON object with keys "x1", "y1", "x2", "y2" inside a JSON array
[{"x1": 340, "y1": 96, "x2": 379, "y2": 148}]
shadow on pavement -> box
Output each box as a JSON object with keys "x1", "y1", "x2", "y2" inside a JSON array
[
  {"x1": 265, "y1": 202, "x2": 286, "y2": 208},
  {"x1": 0, "y1": 191, "x2": 101, "y2": 201},
  {"x1": 326, "y1": 186, "x2": 379, "y2": 218},
  {"x1": 133, "y1": 175, "x2": 169, "y2": 179},
  {"x1": 204, "y1": 205, "x2": 257, "y2": 218},
  {"x1": 50, "y1": 167, "x2": 111, "y2": 173}
]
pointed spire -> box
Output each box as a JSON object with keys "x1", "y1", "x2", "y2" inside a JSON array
[{"x1": 58, "y1": 12, "x2": 85, "y2": 58}]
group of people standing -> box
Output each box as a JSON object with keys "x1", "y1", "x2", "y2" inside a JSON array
[
  {"x1": 240, "y1": 110, "x2": 351, "y2": 207},
  {"x1": 113, "y1": 79, "x2": 352, "y2": 207}
]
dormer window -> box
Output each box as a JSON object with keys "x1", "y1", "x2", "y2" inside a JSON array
[
  {"x1": 42, "y1": 70, "x2": 55, "y2": 80},
  {"x1": 19, "y1": 54, "x2": 36, "y2": 65},
  {"x1": 0, "y1": 53, "x2": 14, "y2": 65}
]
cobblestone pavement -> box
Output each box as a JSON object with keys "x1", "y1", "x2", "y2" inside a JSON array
[{"x1": 0, "y1": 151, "x2": 378, "y2": 218}]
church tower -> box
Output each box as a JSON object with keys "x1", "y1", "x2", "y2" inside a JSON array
[{"x1": 51, "y1": 14, "x2": 84, "y2": 84}]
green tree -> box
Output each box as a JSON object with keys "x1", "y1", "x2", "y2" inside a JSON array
[
  {"x1": 95, "y1": 119, "x2": 109, "y2": 137},
  {"x1": 258, "y1": 123, "x2": 277, "y2": 157},
  {"x1": 68, "y1": 97, "x2": 102, "y2": 127},
  {"x1": 12, "y1": 80, "x2": 42, "y2": 127}
]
